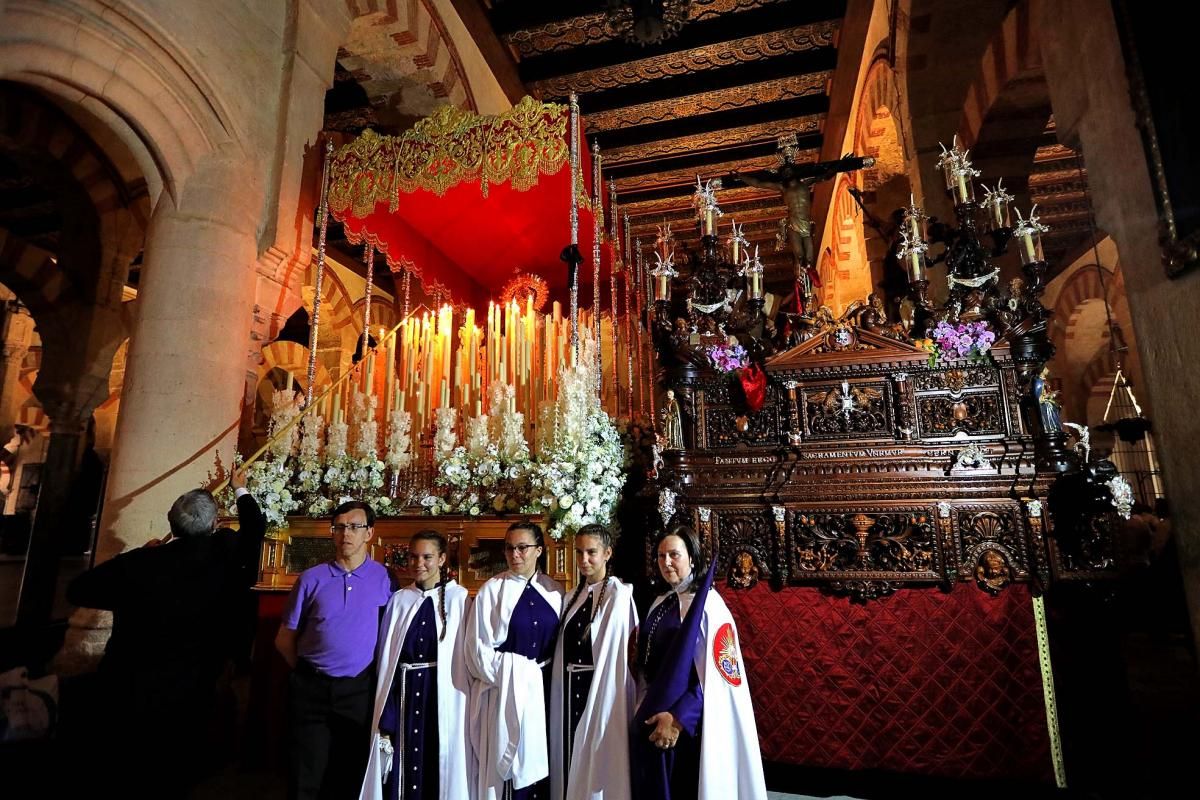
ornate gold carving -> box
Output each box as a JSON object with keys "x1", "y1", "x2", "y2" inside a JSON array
[
  {"x1": 530, "y1": 22, "x2": 839, "y2": 97},
  {"x1": 728, "y1": 549, "x2": 761, "y2": 589},
  {"x1": 914, "y1": 366, "x2": 998, "y2": 392},
  {"x1": 791, "y1": 511, "x2": 937, "y2": 575},
  {"x1": 585, "y1": 72, "x2": 830, "y2": 132},
  {"x1": 605, "y1": 115, "x2": 823, "y2": 165},
  {"x1": 974, "y1": 548, "x2": 1012, "y2": 594},
  {"x1": 505, "y1": 0, "x2": 794, "y2": 57},
  {"x1": 917, "y1": 393, "x2": 1004, "y2": 436},
  {"x1": 498, "y1": 272, "x2": 550, "y2": 312},
  {"x1": 329, "y1": 96, "x2": 571, "y2": 216},
  {"x1": 804, "y1": 381, "x2": 889, "y2": 437}
]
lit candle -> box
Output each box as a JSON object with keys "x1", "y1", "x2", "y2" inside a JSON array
[
  {"x1": 384, "y1": 329, "x2": 395, "y2": 413},
  {"x1": 907, "y1": 195, "x2": 923, "y2": 241},
  {"x1": 731, "y1": 220, "x2": 740, "y2": 263},
  {"x1": 749, "y1": 270, "x2": 763, "y2": 299},
  {"x1": 908, "y1": 249, "x2": 925, "y2": 282},
  {"x1": 955, "y1": 170, "x2": 973, "y2": 204},
  {"x1": 1016, "y1": 231, "x2": 1038, "y2": 265},
  {"x1": 654, "y1": 272, "x2": 670, "y2": 302},
  {"x1": 704, "y1": 206, "x2": 715, "y2": 236}
]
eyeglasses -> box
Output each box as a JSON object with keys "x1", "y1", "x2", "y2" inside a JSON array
[
  {"x1": 331, "y1": 523, "x2": 370, "y2": 533},
  {"x1": 504, "y1": 543, "x2": 541, "y2": 554}
]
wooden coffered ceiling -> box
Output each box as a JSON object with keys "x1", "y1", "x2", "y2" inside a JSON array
[{"x1": 474, "y1": 0, "x2": 849, "y2": 284}]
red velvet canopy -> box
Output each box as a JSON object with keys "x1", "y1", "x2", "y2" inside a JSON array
[{"x1": 328, "y1": 98, "x2": 615, "y2": 310}]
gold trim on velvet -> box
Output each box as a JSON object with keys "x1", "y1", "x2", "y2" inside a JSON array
[{"x1": 329, "y1": 96, "x2": 574, "y2": 217}]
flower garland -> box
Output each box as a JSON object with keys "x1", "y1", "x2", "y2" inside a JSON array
[{"x1": 528, "y1": 330, "x2": 628, "y2": 539}]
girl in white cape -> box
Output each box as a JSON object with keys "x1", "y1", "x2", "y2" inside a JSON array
[
  {"x1": 466, "y1": 521, "x2": 565, "y2": 800},
  {"x1": 361, "y1": 530, "x2": 473, "y2": 800},
  {"x1": 631, "y1": 524, "x2": 767, "y2": 800},
  {"x1": 549, "y1": 524, "x2": 638, "y2": 800}
]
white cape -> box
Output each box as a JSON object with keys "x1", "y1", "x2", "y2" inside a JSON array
[
  {"x1": 549, "y1": 578, "x2": 638, "y2": 800},
  {"x1": 465, "y1": 571, "x2": 565, "y2": 800},
  {"x1": 640, "y1": 587, "x2": 767, "y2": 800},
  {"x1": 361, "y1": 580, "x2": 474, "y2": 800}
]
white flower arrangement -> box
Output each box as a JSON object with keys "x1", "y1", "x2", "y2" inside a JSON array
[
  {"x1": 434, "y1": 407, "x2": 458, "y2": 462},
  {"x1": 217, "y1": 454, "x2": 300, "y2": 532},
  {"x1": 1106, "y1": 475, "x2": 1134, "y2": 519},
  {"x1": 465, "y1": 413, "x2": 491, "y2": 458},
  {"x1": 529, "y1": 330, "x2": 628, "y2": 539},
  {"x1": 384, "y1": 408, "x2": 413, "y2": 472},
  {"x1": 268, "y1": 388, "x2": 302, "y2": 462},
  {"x1": 292, "y1": 412, "x2": 332, "y2": 518}
]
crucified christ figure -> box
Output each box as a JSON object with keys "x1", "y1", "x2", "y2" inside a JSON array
[{"x1": 727, "y1": 137, "x2": 874, "y2": 311}]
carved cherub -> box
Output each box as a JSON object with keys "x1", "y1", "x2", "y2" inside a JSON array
[
  {"x1": 974, "y1": 549, "x2": 1012, "y2": 594},
  {"x1": 729, "y1": 550, "x2": 760, "y2": 589}
]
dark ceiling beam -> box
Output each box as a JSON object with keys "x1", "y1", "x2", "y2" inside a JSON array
[
  {"x1": 545, "y1": 49, "x2": 837, "y2": 109},
  {"x1": 449, "y1": 0, "x2": 527, "y2": 104},
  {"x1": 591, "y1": 95, "x2": 829, "y2": 150},
  {"x1": 487, "y1": 0, "x2": 605, "y2": 35},
  {"x1": 515, "y1": 6, "x2": 842, "y2": 79},
  {"x1": 604, "y1": 135, "x2": 818, "y2": 180}
]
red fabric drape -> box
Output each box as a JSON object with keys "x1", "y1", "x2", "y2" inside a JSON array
[
  {"x1": 337, "y1": 145, "x2": 610, "y2": 305},
  {"x1": 725, "y1": 583, "x2": 1053, "y2": 782}
]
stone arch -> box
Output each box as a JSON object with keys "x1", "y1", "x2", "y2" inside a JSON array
[
  {"x1": 257, "y1": 340, "x2": 332, "y2": 396},
  {"x1": 0, "y1": 83, "x2": 149, "y2": 311},
  {"x1": 341, "y1": 0, "x2": 477, "y2": 117},
  {"x1": 0, "y1": 0, "x2": 238, "y2": 203},
  {"x1": 1050, "y1": 263, "x2": 1116, "y2": 356},
  {"x1": 957, "y1": 0, "x2": 1043, "y2": 148},
  {"x1": 852, "y1": 57, "x2": 913, "y2": 301},
  {"x1": 854, "y1": 58, "x2": 910, "y2": 185}
]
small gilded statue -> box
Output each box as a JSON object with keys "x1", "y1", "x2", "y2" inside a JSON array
[
  {"x1": 728, "y1": 550, "x2": 760, "y2": 590},
  {"x1": 1034, "y1": 366, "x2": 1062, "y2": 434},
  {"x1": 660, "y1": 389, "x2": 684, "y2": 450},
  {"x1": 974, "y1": 548, "x2": 1012, "y2": 594}
]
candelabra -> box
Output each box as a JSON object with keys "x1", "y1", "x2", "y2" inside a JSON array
[{"x1": 901, "y1": 136, "x2": 1066, "y2": 470}]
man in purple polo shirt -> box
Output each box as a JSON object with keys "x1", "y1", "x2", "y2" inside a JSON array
[{"x1": 276, "y1": 500, "x2": 393, "y2": 800}]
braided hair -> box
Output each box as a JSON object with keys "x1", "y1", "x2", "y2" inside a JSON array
[
  {"x1": 410, "y1": 529, "x2": 449, "y2": 641},
  {"x1": 564, "y1": 524, "x2": 613, "y2": 633}
]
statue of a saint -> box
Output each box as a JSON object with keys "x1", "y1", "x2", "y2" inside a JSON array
[
  {"x1": 1034, "y1": 366, "x2": 1062, "y2": 434},
  {"x1": 661, "y1": 389, "x2": 684, "y2": 450}
]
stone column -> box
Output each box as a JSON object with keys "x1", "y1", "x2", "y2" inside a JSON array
[
  {"x1": 95, "y1": 154, "x2": 263, "y2": 559},
  {"x1": 14, "y1": 417, "x2": 86, "y2": 627},
  {"x1": 1040, "y1": 0, "x2": 1200, "y2": 654},
  {"x1": 0, "y1": 303, "x2": 34, "y2": 433}
]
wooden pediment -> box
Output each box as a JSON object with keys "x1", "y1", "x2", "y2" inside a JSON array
[{"x1": 766, "y1": 326, "x2": 928, "y2": 372}]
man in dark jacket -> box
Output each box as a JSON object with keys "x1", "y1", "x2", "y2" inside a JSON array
[{"x1": 67, "y1": 468, "x2": 266, "y2": 795}]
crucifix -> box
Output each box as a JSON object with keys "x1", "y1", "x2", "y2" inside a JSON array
[{"x1": 726, "y1": 135, "x2": 875, "y2": 312}]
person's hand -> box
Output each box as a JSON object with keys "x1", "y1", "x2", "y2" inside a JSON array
[
  {"x1": 645, "y1": 711, "x2": 682, "y2": 750},
  {"x1": 144, "y1": 534, "x2": 172, "y2": 548},
  {"x1": 379, "y1": 734, "x2": 394, "y2": 778},
  {"x1": 230, "y1": 466, "x2": 247, "y2": 491}
]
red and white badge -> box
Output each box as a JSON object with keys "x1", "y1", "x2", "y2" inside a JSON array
[{"x1": 712, "y1": 622, "x2": 743, "y2": 686}]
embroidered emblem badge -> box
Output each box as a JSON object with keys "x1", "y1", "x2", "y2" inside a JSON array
[{"x1": 713, "y1": 622, "x2": 743, "y2": 686}]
